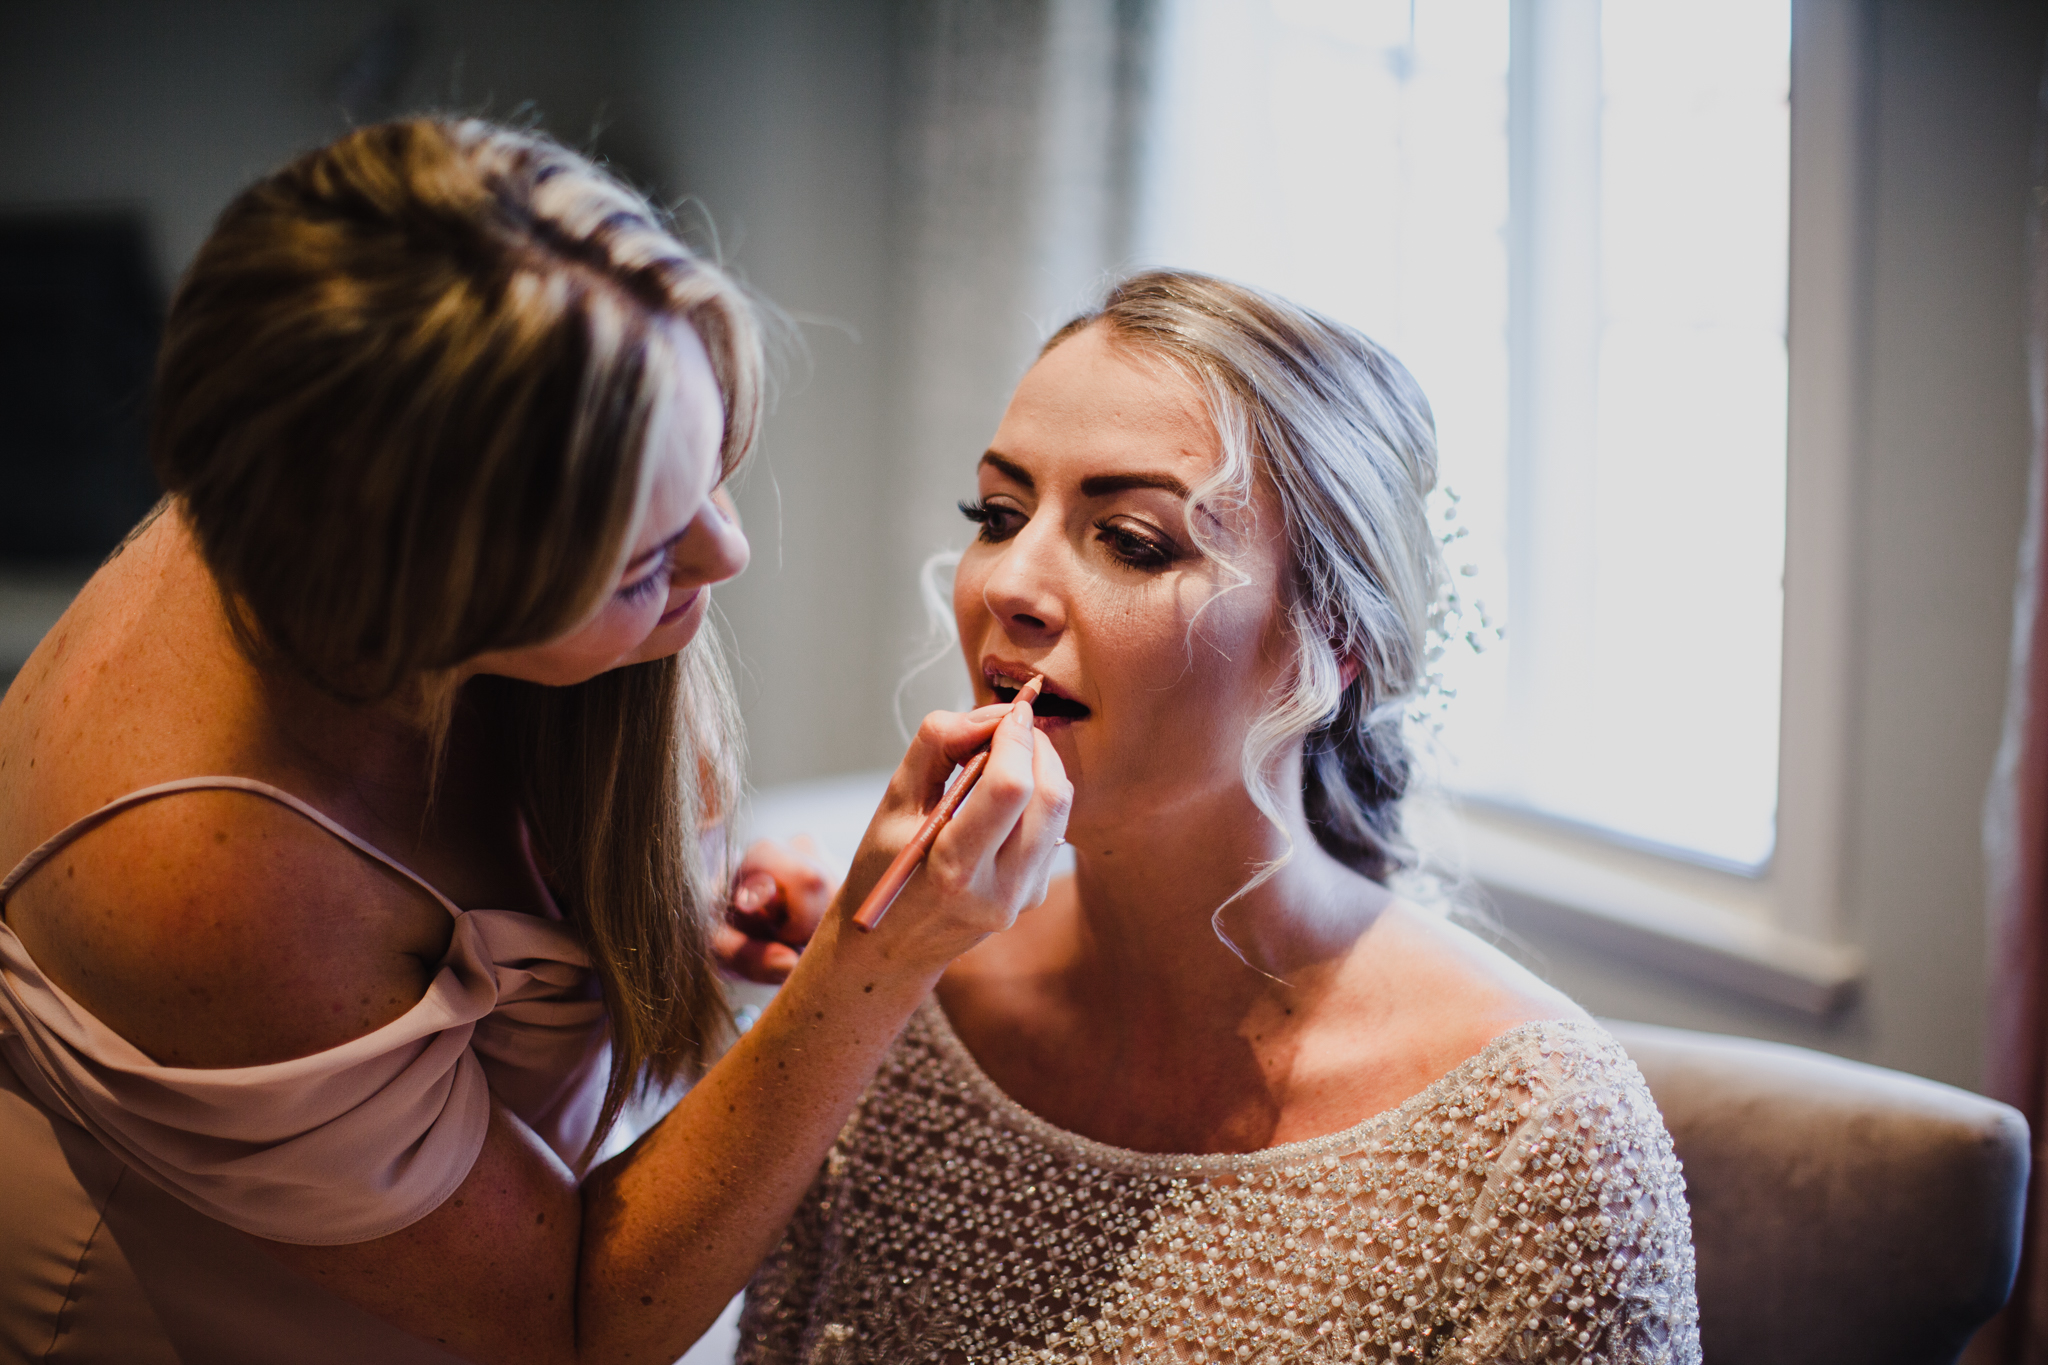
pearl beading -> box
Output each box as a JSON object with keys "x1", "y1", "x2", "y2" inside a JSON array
[{"x1": 738, "y1": 1009, "x2": 1700, "y2": 1365}]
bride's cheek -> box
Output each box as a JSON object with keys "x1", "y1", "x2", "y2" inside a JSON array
[{"x1": 953, "y1": 561, "x2": 989, "y2": 631}]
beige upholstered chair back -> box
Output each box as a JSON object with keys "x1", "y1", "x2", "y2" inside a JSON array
[{"x1": 1606, "y1": 1022, "x2": 2030, "y2": 1365}]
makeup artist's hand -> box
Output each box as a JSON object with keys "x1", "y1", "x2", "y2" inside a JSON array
[
  {"x1": 836, "y1": 694, "x2": 1070, "y2": 967},
  {"x1": 715, "y1": 837, "x2": 836, "y2": 984}
]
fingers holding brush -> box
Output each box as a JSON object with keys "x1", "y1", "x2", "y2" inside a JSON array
[
  {"x1": 916, "y1": 678, "x2": 1065, "y2": 931},
  {"x1": 837, "y1": 704, "x2": 1008, "y2": 908},
  {"x1": 999, "y1": 726, "x2": 1072, "y2": 903},
  {"x1": 881, "y1": 705, "x2": 1011, "y2": 833},
  {"x1": 932, "y1": 682, "x2": 1044, "y2": 868},
  {"x1": 840, "y1": 677, "x2": 1064, "y2": 956}
]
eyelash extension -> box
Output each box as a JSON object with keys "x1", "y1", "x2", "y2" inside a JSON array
[
  {"x1": 1095, "y1": 519, "x2": 1174, "y2": 570},
  {"x1": 964, "y1": 497, "x2": 1174, "y2": 568},
  {"x1": 959, "y1": 498, "x2": 1022, "y2": 544}
]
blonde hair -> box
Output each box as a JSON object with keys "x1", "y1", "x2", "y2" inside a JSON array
[
  {"x1": 151, "y1": 118, "x2": 760, "y2": 1159},
  {"x1": 1044, "y1": 270, "x2": 1442, "y2": 887}
]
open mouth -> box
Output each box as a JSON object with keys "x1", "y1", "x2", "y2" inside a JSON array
[{"x1": 991, "y1": 676, "x2": 1091, "y2": 720}]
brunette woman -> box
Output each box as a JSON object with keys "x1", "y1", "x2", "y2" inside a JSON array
[
  {"x1": 0, "y1": 119, "x2": 1068, "y2": 1365},
  {"x1": 739, "y1": 272, "x2": 1700, "y2": 1365}
]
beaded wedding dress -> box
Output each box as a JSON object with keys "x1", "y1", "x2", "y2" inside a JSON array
[{"x1": 738, "y1": 1005, "x2": 1700, "y2": 1365}]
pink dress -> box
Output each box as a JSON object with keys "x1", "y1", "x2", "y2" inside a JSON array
[{"x1": 0, "y1": 777, "x2": 613, "y2": 1364}]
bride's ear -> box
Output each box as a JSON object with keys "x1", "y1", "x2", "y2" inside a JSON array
[{"x1": 1337, "y1": 653, "x2": 1363, "y2": 691}]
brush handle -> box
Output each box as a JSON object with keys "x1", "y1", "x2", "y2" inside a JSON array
[{"x1": 850, "y1": 748, "x2": 992, "y2": 932}]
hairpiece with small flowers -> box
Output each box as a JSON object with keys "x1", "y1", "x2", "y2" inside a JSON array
[{"x1": 1412, "y1": 487, "x2": 1504, "y2": 734}]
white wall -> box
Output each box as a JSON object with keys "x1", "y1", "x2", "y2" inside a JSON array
[{"x1": 607, "y1": 0, "x2": 909, "y2": 787}]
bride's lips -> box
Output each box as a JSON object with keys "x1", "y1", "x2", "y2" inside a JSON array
[
  {"x1": 984, "y1": 662, "x2": 1090, "y2": 720},
  {"x1": 659, "y1": 588, "x2": 704, "y2": 626}
]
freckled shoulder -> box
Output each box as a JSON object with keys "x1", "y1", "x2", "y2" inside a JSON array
[
  {"x1": 4, "y1": 789, "x2": 452, "y2": 1069},
  {"x1": 1378, "y1": 901, "x2": 1590, "y2": 1027}
]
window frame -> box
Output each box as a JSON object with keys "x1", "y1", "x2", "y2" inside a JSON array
[{"x1": 1461, "y1": 0, "x2": 1867, "y2": 1014}]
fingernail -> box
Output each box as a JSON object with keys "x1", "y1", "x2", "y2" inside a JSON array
[{"x1": 733, "y1": 871, "x2": 776, "y2": 911}]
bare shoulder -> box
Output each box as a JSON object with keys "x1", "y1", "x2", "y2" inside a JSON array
[
  {"x1": 1374, "y1": 901, "x2": 1590, "y2": 1033},
  {"x1": 1306, "y1": 900, "x2": 1591, "y2": 1110},
  {"x1": 5, "y1": 787, "x2": 450, "y2": 1068}
]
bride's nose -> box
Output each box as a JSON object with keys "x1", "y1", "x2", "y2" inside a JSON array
[{"x1": 980, "y1": 522, "x2": 1067, "y2": 641}]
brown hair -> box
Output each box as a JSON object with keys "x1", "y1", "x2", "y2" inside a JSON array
[
  {"x1": 1043, "y1": 271, "x2": 1442, "y2": 887},
  {"x1": 152, "y1": 118, "x2": 760, "y2": 1159}
]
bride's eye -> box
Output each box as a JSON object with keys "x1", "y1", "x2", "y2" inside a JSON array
[
  {"x1": 1095, "y1": 519, "x2": 1175, "y2": 570},
  {"x1": 959, "y1": 498, "x2": 1025, "y2": 544}
]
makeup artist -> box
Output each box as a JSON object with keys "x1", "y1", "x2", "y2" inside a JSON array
[{"x1": 0, "y1": 117, "x2": 1069, "y2": 1365}]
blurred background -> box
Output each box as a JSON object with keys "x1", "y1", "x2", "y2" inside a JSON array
[{"x1": 1, "y1": 0, "x2": 2042, "y2": 1103}]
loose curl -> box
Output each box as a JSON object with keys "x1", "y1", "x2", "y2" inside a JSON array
[{"x1": 1042, "y1": 271, "x2": 1442, "y2": 888}]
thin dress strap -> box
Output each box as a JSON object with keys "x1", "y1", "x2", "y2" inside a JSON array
[{"x1": 0, "y1": 776, "x2": 462, "y2": 915}]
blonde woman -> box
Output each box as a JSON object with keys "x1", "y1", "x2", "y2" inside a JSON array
[
  {"x1": 0, "y1": 120, "x2": 1069, "y2": 1364},
  {"x1": 739, "y1": 272, "x2": 1701, "y2": 1364}
]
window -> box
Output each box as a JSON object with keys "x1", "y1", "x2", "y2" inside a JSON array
[{"x1": 1136, "y1": 0, "x2": 1792, "y2": 873}]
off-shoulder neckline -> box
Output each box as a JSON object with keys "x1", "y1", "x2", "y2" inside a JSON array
[
  {"x1": 914, "y1": 998, "x2": 1614, "y2": 1176},
  {"x1": 0, "y1": 776, "x2": 585, "y2": 1080},
  {"x1": 1, "y1": 774, "x2": 567, "y2": 924}
]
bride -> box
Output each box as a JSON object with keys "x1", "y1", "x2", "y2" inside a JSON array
[{"x1": 737, "y1": 270, "x2": 1700, "y2": 1364}]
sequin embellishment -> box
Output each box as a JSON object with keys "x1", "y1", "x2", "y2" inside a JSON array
[{"x1": 739, "y1": 1009, "x2": 1700, "y2": 1364}]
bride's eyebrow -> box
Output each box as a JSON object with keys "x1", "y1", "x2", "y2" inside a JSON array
[
  {"x1": 1078, "y1": 471, "x2": 1191, "y2": 499},
  {"x1": 977, "y1": 452, "x2": 1191, "y2": 501},
  {"x1": 978, "y1": 451, "x2": 1033, "y2": 488}
]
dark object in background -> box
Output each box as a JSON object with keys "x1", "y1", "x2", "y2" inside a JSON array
[
  {"x1": 332, "y1": 12, "x2": 421, "y2": 124},
  {"x1": 0, "y1": 215, "x2": 163, "y2": 565}
]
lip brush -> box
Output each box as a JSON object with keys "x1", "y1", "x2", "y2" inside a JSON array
[{"x1": 851, "y1": 676, "x2": 1043, "y2": 932}]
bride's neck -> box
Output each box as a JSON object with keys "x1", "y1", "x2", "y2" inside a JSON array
[{"x1": 1064, "y1": 775, "x2": 1391, "y2": 1011}]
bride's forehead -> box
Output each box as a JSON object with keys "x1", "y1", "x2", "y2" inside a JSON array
[
  {"x1": 1016, "y1": 327, "x2": 1206, "y2": 417},
  {"x1": 997, "y1": 362, "x2": 1219, "y2": 485}
]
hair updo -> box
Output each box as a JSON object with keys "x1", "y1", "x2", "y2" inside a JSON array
[{"x1": 1043, "y1": 270, "x2": 1442, "y2": 885}]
